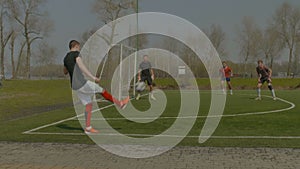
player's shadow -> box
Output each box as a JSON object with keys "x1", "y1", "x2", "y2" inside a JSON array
[{"x1": 57, "y1": 124, "x2": 84, "y2": 132}]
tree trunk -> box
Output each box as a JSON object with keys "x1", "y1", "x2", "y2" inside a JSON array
[
  {"x1": 26, "y1": 39, "x2": 31, "y2": 79},
  {"x1": 24, "y1": 11, "x2": 31, "y2": 79},
  {"x1": 287, "y1": 47, "x2": 293, "y2": 75},
  {"x1": 270, "y1": 56, "x2": 274, "y2": 69},
  {"x1": 0, "y1": 47, "x2": 4, "y2": 80},
  {"x1": 10, "y1": 33, "x2": 16, "y2": 79},
  {"x1": 16, "y1": 41, "x2": 26, "y2": 77},
  {"x1": 294, "y1": 53, "x2": 299, "y2": 75},
  {"x1": 0, "y1": 13, "x2": 4, "y2": 80},
  {"x1": 243, "y1": 52, "x2": 249, "y2": 78}
]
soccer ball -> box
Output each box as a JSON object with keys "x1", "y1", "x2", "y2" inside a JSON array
[{"x1": 136, "y1": 81, "x2": 146, "y2": 92}]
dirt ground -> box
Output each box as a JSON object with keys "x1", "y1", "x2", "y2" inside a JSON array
[{"x1": 0, "y1": 142, "x2": 299, "y2": 169}]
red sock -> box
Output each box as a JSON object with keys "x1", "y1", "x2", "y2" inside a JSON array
[
  {"x1": 101, "y1": 90, "x2": 121, "y2": 106},
  {"x1": 85, "y1": 103, "x2": 93, "y2": 128}
]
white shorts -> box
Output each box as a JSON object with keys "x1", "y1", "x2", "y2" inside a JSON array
[{"x1": 76, "y1": 81, "x2": 104, "y2": 105}]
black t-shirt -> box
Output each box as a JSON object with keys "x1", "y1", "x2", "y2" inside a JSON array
[
  {"x1": 64, "y1": 51, "x2": 87, "y2": 90},
  {"x1": 139, "y1": 61, "x2": 152, "y2": 77},
  {"x1": 256, "y1": 66, "x2": 270, "y2": 78}
]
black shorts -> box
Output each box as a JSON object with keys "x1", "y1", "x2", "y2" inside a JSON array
[
  {"x1": 141, "y1": 76, "x2": 153, "y2": 86},
  {"x1": 259, "y1": 77, "x2": 271, "y2": 84}
]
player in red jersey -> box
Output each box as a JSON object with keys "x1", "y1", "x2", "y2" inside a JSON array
[{"x1": 220, "y1": 61, "x2": 233, "y2": 95}]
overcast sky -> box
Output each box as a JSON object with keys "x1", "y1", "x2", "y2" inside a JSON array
[{"x1": 45, "y1": 0, "x2": 300, "y2": 63}]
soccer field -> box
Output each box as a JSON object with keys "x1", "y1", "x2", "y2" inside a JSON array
[{"x1": 1, "y1": 80, "x2": 299, "y2": 148}]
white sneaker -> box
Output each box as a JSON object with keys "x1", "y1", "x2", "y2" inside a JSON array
[
  {"x1": 136, "y1": 94, "x2": 141, "y2": 100},
  {"x1": 85, "y1": 127, "x2": 99, "y2": 134},
  {"x1": 222, "y1": 89, "x2": 226, "y2": 95},
  {"x1": 255, "y1": 97, "x2": 261, "y2": 100}
]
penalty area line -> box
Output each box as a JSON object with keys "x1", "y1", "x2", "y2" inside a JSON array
[
  {"x1": 22, "y1": 104, "x2": 115, "y2": 134},
  {"x1": 22, "y1": 94, "x2": 148, "y2": 134},
  {"x1": 76, "y1": 95, "x2": 295, "y2": 121},
  {"x1": 23, "y1": 93, "x2": 295, "y2": 134}
]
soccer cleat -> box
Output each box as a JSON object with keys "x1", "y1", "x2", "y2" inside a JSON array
[
  {"x1": 85, "y1": 127, "x2": 99, "y2": 134},
  {"x1": 120, "y1": 96, "x2": 130, "y2": 109},
  {"x1": 222, "y1": 89, "x2": 226, "y2": 95},
  {"x1": 150, "y1": 93, "x2": 156, "y2": 100},
  {"x1": 273, "y1": 97, "x2": 277, "y2": 101},
  {"x1": 255, "y1": 97, "x2": 261, "y2": 100},
  {"x1": 136, "y1": 94, "x2": 141, "y2": 100}
]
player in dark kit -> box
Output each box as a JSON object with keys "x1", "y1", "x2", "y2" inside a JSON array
[
  {"x1": 136, "y1": 55, "x2": 156, "y2": 100},
  {"x1": 63, "y1": 40, "x2": 129, "y2": 134},
  {"x1": 255, "y1": 60, "x2": 276, "y2": 100}
]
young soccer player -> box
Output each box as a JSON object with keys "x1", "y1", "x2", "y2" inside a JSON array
[
  {"x1": 255, "y1": 60, "x2": 276, "y2": 100},
  {"x1": 63, "y1": 40, "x2": 129, "y2": 134},
  {"x1": 136, "y1": 55, "x2": 156, "y2": 100},
  {"x1": 220, "y1": 61, "x2": 233, "y2": 95}
]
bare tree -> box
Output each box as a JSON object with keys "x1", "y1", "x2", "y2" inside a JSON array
[
  {"x1": 80, "y1": 27, "x2": 98, "y2": 44},
  {"x1": 92, "y1": 0, "x2": 136, "y2": 45},
  {"x1": 237, "y1": 16, "x2": 261, "y2": 76},
  {"x1": 205, "y1": 24, "x2": 227, "y2": 58},
  {"x1": 10, "y1": 30, "x2": 26, "y2": 79},
  {"x1": 31, "y1": 42, "x2": 57, "y2": 78},
  {"x1": 294, "y1": 39, "x2": 300, "y2": 75},
  {"x1": 272, "y1": 2, "x2": 300, "y2": 75},
  {"x1": 35, "y1": 42, "x2": 56, "y2": 66},
  {"x1": 0, "y1": 0, "x2": 13, "y2": 79},
  {"x1": 9, "y1": 0, "x2": 53, "y2": 79},
  {"x1": 258, "y1": 26, "x2": 284, "y2": 69},
  {"x1": 91, "y1": 0, "x2": 137, "y2": 79}
]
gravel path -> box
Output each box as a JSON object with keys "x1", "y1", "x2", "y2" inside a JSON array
[{"x1": 0, "y1": 142, "x2": 299, "y2": 169}]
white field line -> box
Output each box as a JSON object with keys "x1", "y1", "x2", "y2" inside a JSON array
[
  {"x1": 76, "y1": 95, "x2": 295, "y2": 121},
  {"x1": 22, "y1": 94, "x2": 149, "y2": 134},
  {"x1": 23, "y1": 93, "x2": 295, "y2": 135},
  {"x1": 22, "y1": 104, "x2": 114, "y2": 134},
  {"x1": 23, "y1": 132, "x2": 300, "y2": 139}
]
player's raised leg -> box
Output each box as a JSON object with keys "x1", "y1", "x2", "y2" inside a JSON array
[
  {"x1": 101, "y1": 89, "x2": 129, "y2": 109},
  {"x1": 80, "y1": 81, "x2": 129, "y2": 109}
]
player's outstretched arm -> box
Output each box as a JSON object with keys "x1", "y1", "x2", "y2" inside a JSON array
[{"x1": 76, "y1": 57, "x2": 99, "y2": 83}]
